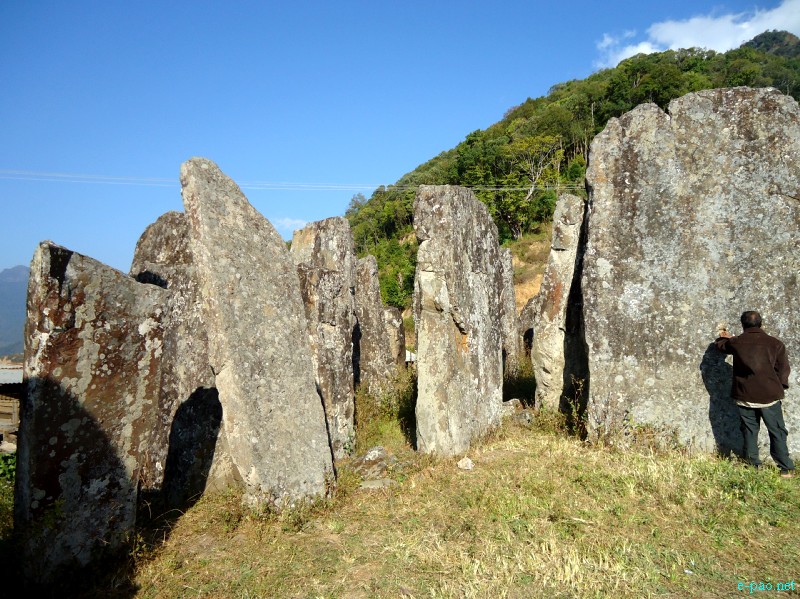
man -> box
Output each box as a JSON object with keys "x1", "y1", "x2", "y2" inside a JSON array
[{"x1": 716, "y1": 311, "x2": 794, "y2": 478}]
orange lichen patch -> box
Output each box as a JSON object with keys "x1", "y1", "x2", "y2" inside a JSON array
[
  {"x1": 546, "y1": 280, "x2": 564, "y2": 321},
  {"x1": 457, "y1": 331, "x2": 469, "y2": 354}
]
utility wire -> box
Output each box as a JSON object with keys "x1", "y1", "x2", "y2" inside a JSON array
[{"x1": 0, "y1": 168, "x2": 584, "y2": 193}]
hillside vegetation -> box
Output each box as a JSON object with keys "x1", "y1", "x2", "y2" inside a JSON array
[{"x1": 347, "y1": 30, "x2": 800, "y2": 309}]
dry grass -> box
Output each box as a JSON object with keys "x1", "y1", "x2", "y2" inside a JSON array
[
  {"x1": 505, "y1": 227, "x2": 553, "y2": 312},
  {"x1": 121, "y1": 417, "x2": 800, "y2": 598},
  {"x1": 3, "y1": 372, "x2": 798, "y2": 597}
]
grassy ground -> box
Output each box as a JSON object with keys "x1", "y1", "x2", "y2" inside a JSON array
[
  {"x1": 2, "y1": 376, "x2": 799, "y2": 597},
  {"x1": 129, "y1": 403, "x2": 800, "y2": 597}
]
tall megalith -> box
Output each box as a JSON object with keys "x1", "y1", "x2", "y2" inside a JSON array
[
  {"x1": 180, "y1": 157, "x2": 333, "y2": 505},
  {"x1": 498, "y1": 247, "x2": 520, "y2": 371},
  {"x1": 354, "y1": 255, "x2": 397, "y2": 395},
  {"x1": 17, "y1": 242, "x2": 170, "y2": 579},
  {"x1": 291, "y1": 217, "x2": 357, "y2": 459},
  {"x1": 130, "y1": 211, "x2": 235, "y2": 503},
  {"x1": 383, "y1": 306, "x2": 406, "y2": 368},
  {"x1": 413, "y1": 185, "x2": 503, "y2": 455},
  {"x1": 530, "y1": 194, "x2": 587, "y2": 411},
  {"x1": 583, "y1": 87, "x2": 800, "y2": 454}
]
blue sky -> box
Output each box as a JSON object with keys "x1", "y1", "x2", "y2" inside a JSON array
[{"x1": 2, "y1": 0, "x2": 799, "y2": 272}]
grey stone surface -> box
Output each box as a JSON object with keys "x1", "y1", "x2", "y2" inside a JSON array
[
  {"x1": 583, "y1": 87, "x2": 800, "y2": 455},
  {"x1": 413, "y1": 185, "x2": 504, "y2": 456},
  {"x1": 291, "y1": 217, "x2": 357, "y2": 460},
  {"x1": 501, "y1": 398, "x2": 524, "y2": 419},
  {"x1": 131, "y1": 211, "x2": 236, "y2": 504},
  {"x1": 351, "y1": 445, "x2": 399, "y2": 479},
  {"x1": 17, "y1": 242, "x2": 171, "y2": 580},
  {"x1": 181, "y1": 157, "x2": 333, "y2": 506},
  {"x1": 519, "y1": 296, "x2": 537, "y2": 357},
  {"x1": 498, "y1": 247, "x2": 520, "y2": 370},
  {"x1": 383, "y1": 306, "x2": 406, "y2": 368},
  {"x1": 530, "y1": 194, "x2": 587, "y2": 411},
  {"x1": 354, "y1": 255, "x2": 396, "y2": 395}
]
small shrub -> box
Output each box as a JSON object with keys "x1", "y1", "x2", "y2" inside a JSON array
[
  {"x1": 0, "y1": 453, "x2": 15, "y2": 482},
  {"x1": 532, "y1": 404, "x2": 569, "y2": 435}
]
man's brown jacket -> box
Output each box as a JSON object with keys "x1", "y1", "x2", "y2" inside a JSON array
[{"x1": 715, "y1": 327, "x2": 791, "y2": 404}]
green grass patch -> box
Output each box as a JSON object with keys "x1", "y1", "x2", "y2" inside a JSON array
[
  {"x1": 121, "y1": 420, "x2": 800, "y2": 598},
  {"x1": 4, "y1": 395, "x2": 799, "y2": 597}
]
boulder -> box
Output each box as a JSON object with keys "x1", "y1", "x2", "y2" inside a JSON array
[
  {"x1": 291, "y1": 217, "x2": 357, "y2": 459},
  {"x1": 530, "y1": 194, "x2": 587, "y2": 411},
  {"x1": 413, "y1": 185, "x2": 503, "y2": 455},
  {"x1": 16, "y1": 242, "x2": 171, "y2": 580},
  {"x1": 180, "y1": 157, "x2": 333, "y2": 505},
  {"x1": 354, "y1": 256, "x2": 396, "y2": 395},
  {"x1": 583, "y1": 88, "x2": 800, "y2": 454}
]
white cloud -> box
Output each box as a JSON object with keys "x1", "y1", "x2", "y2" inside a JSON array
[
  {"x1": 596, "y1": 0, "x2": 800, "y2": 68},
  {"x1": 272, "y1": 217, "x2": 308, "y2": 236}
]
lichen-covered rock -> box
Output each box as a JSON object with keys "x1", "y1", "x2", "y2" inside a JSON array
[
  {"x1": 180, "y1": 157, "x2": 333, "y2": 505},
  {"x1": 584, "y1": 88, "x2": 800, "y2": 454},
  {"x1": 497, "y1": 248, "x2": 520, "y2": 371},
  {"x1": 291, "y1": 217, "x2": 357, "y2": 459},
  {"x1": 383, "y1": 306, "x2": 406, "y2": 368},
  {"x1": 519, "y1": 296, "x2": 536, "y2": 357},
  {"x1": 413, "y1": 185, "x2": 503, "y2": 455},
  {"x1": 530, "y1": 194, "x2": 587, "y2": 411},
  {"x1": 16, "y1": 242, "x2": 171, "y2": 580},
  {"x1": 130, "y1": 211, "x2": 236, "y2": 504},
  {"x1": 354, "y1": 255, "x2": 396, "y2": 395}
]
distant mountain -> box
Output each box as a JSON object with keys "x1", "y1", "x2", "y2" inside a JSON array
[
  {"x1": 744, "y1": 30, "x2": 800, "y2": 59},
  {"x1": 0, "y1": 265, "x2": 29, "y2": 357}
]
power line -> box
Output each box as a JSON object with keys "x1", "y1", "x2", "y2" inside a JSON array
[{"x1": 0, "y1": 168, "x2": 585, "y2": 193}]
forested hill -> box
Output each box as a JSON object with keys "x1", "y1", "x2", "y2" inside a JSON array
[{"x1": 346, "y1": 30, "x2": 800, "y2": 309}]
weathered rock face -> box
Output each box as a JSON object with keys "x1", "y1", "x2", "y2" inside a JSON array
[
  {"x1": 180, "y1": 157, "x2": 333, "y2": 505},
  {"x1": 530, "y1": 194, "x2": 587, "y2": 411},
  {"x1": 291, "y1": 217, "x2": 357, "y2": 459},
  {"x1": 519, "y1": 296, "x2": 536, "y2": 357},
  {"x1": 383, "y1": 306, "x2": 406, "y2": 368},
  {"x1": 354, "y1": 255, "x2": 396, "y2": 395},
  {"x1": 17, "y1": 242, "x2": 170, "y2": 580},
  {"x1": 497, "y1": 248, "x2": 519, "y2": 371},
  {"x1": 130, "y1": 211, "x2": 236, "y2": 504},
  {"x1": 584, "y1": 87, "x2": 800, "y2": 455},
  {"x1": 413, "y1": 185, "x2": 504, "y2": 455}
]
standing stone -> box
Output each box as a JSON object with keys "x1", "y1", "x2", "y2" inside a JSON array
[
  {"x1": 180, "y1": 157, "x2": 333, "y2": 506},
  {"x1": 17, "y1": 242, "x2": 170, "y2": 580},
  {"x1": 519, "y1": 295, "x2": 537, "y2": 357},
  {"x1": 497, "y1": 248, "x2": 520, "y2": 371},
  {"x1": 291, "y1": 217, "x2": 357, "y2": 460},
  {"x1": 354, "y1": 255, "x2": 396, "y2": 395},
  {"x1": 413, "y1": 185, "x2": 503, "y2": 455},
  {"x1": 583, "y1": 88, "x2": 800, "y2": 454},
  {"x1": 383, "y1": 306, "x2": 406, "y2": 368},
  {"x1": 130, "y1": 211, "x2": 236, "y2": 505},
  {"x1": 530, "y1": 194, "x2": 587, "y2": 411}
]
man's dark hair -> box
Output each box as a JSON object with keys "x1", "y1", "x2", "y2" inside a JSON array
[{"x1": 741, "y1": 311, "x2": 762, "y2": 328}]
